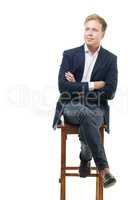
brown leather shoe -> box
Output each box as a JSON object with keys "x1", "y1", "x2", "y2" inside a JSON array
[{"x1": 79, "y1": 160, "x2": 91, "y2": 178}]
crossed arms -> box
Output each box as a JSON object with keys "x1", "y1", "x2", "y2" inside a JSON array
[
  {"x1": 65, "y1": 71, "x2": 105, "y2": 90},
  {"x1": 58, "y1": 51, "x2": 118, "y2": 100}
]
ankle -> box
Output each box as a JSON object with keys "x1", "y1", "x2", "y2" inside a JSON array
[{"x1": 99, "y1": 168, "x2": 110, "y2": 177}]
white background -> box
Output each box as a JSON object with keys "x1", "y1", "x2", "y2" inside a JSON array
[{"x1": 0, "y1": 0, "x2": 132, "y2": 199}]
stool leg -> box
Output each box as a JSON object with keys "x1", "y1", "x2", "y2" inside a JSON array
[
  {"x1": 96, "y1": 172, "x2": 103, "y2": 200},
  {"x1": 96, "y1": 174, "x2": 99, "y2": 200},
  {"x1": 96, "y1": 126, "x2": 104, "y2": 200},
  {"x1": 60, "y1": 128, "x2": 67, "y2": 200},
  {"x1": 99, "y1": 173, "x2": 103, "y2": 200}
]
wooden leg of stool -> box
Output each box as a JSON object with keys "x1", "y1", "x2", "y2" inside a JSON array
[
  {"x1": 96, "y1": 126, "x2": 104, "y2": 200},
  {"x1": 99, "y1": 126, "x2": 104, "y2": 145},
  {"x1": 99, "y1": 173, "x2": 103, "y2": 200},
  {"x1": 60, "y1": 176, "x2": 66, "y2": 200},
  {"x1": 60, "y1": 128, "x2": 67, "y2": 200},
  {"x1": 96, "y1": 174, "x2": 99, "y2": 200},
  {"x1": 96, "y1": 173, "x2": 103, "y2": 200}
]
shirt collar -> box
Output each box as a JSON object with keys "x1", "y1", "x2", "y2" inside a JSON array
[{"x1": 84, "y1": 43, "x2": 101, "y2": 55}]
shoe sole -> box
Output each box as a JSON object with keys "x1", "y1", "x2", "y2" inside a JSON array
[{"x1": 104, "y1": 178, "x2": 116, "y2": 188}]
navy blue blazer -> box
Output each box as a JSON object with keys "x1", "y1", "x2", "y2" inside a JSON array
[{"x1": 53, "y1": 45, "x2": 118, "y2": 133}]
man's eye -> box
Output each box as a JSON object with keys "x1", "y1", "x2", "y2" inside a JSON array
[
  {"x1": 92, "y1": 28, "x2": 98, "y2": 32},
  {"x1": 85, "y1": 28, "x2": 98, "y2": 32},
  {"x1": 85, "y1": 28, "x2": 90, "y2": 31}
]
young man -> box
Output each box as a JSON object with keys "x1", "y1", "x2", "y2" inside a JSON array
[{"x1": 53, "y1": 14, "x2": 118, "y2": 188}]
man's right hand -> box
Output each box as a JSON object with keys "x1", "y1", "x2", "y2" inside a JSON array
[{"x1": 94, "y1": 81, "x2": 106, "y2": 90}]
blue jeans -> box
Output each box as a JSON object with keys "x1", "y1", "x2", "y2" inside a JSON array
[{"x1": 63, "y1": 102, "x2": 109, "y2": 170}]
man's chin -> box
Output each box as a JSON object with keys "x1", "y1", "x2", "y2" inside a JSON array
[
  {"x1": 85, "y1": 42, "x2": 95, "y2": 47},
  {"x1": 86, "y1": 41, "x2": 94, "y2": 44}
]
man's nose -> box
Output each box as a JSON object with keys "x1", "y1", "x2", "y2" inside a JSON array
[{"x1": 88, "y1": 30, "x2": 93, "y2": 36}]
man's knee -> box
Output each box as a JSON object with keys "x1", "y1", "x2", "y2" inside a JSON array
[{"x1": 79, "y1": 106, "x2": 95, "y2": 122}]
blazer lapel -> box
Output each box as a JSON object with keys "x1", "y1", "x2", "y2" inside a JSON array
[
  {"x1": 90, "y1": 47, "x2": 105, "y2": 81},
  {"x1": 75, "y1": 45, "x2": 85, "y2": 81}
]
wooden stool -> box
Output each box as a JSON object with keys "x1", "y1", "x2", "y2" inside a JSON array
[{"x1": 58, "y1": 123, "x2": 106, "y2": 200}]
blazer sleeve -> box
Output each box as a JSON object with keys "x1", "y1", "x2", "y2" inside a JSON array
[
  {"x1": 99, "y1": 56, "x2": 118, "y2": 100},
  {"x1": 58, "y1": 51, "x2": 89, "y2": 94}
]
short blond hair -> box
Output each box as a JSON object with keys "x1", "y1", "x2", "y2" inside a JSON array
[{"x1": 84, "y1": 14, "x2": 107, "y2": 32}]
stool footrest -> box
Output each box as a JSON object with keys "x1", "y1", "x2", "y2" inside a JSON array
[
  {"x1": 65, "y1": 173, "x2": 99, "y2": 177},
  {"x1": 65, "y1": 166, "x2": 79, "y2": 170},
  {"x1": 63, "y1": 166, "x2": 97, "y2": 170}
]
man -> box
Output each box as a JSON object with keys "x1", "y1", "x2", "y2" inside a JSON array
[{"x1": 53, "y1": 14, "x2": 118, "y2": 188}]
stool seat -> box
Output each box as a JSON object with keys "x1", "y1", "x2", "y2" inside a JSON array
[{"x1": 58, "y1": 123, "x2": 106, "y2": 200}]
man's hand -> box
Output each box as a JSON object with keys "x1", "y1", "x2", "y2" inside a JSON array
[
  {"x1": 65, "y1": 71, "x2": 76, "y2": 82},
  {"x1": 65, "y1": 72, "x2": 105, "y2": 90},
  {"x1": 94, "y1": 81, "x2": 106, "y2": 90}
]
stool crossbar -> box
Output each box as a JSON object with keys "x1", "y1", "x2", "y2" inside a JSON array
[{"x1": 58, "y1": 123, "x2": 106, "y2": 200}]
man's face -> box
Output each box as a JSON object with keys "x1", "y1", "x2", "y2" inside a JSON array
[{"x1": 84, "y1": 20, "x2": 105, "y2": 48}]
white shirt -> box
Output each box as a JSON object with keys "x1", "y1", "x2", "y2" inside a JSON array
[{"x1": 81, "y1": 44, "x2": 100, "y2": 90}]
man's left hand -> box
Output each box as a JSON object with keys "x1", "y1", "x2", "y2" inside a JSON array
[{"x1": 65, "y1": 71, "x2": 76, "y2": 82}]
